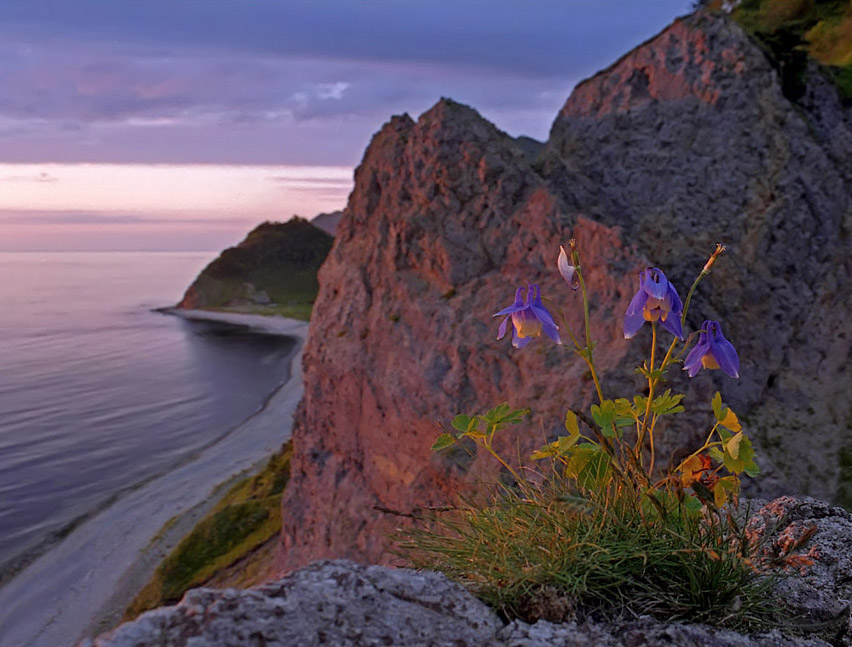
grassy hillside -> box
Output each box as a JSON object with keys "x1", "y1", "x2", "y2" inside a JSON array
[
  {"x1": 125, "y1": 443, "x2": 292, "y2": 619},
  {"x1": 179, "y1": 217, "x2": 334, "y2": 321},
  {"x1": 712, "y1": 0, "x2": 852, "y2": 100}
]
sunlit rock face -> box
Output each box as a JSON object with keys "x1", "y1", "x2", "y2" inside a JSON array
[{"x1": 277, "y1": 11, "x2": 852, "y2": 572}]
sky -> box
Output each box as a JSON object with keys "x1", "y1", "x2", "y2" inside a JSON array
[{"x1": 0, "y1": 0, "x2": 694, "y2": 251}]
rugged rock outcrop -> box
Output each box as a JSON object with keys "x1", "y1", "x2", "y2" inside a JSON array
[
  {"x1": 277, "y1": 10, "x2": 852, "y2": 572},
  {"x1": 81, "y1": 497, "x2": 852, "y2": 646}
]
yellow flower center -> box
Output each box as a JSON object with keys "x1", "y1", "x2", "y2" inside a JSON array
[
  {"x1": 701, "y1": 353, "x2": 720, "y2": 370},
  {"x1": 513, "y1": 311, "x2": 542, "y2": 338},
  {"x1": 643, "y1": 296, "x2": 671, "y2": 322}
]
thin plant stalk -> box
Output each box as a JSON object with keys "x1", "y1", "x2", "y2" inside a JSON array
[{"x1": 570, "y1": 240, "x2": 605, "y2": 404}]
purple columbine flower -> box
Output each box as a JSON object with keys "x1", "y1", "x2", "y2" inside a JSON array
[
  {"x1": 494, "y1": 284, "x2": 561, "y2": 348},
  {"x1": 623, "y1": 267, "x2": 684, "y2": 340},
  {"x1": 683, "y1": 320, "x2": 740, "y2": 378}
]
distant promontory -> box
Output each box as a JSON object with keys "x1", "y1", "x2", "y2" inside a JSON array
[{"x1": 177, "y1": 215, "x2": 336, "y2": 321}]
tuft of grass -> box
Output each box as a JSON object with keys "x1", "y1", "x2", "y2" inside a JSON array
[
  {"x1": 125, "y1": 443, "x2": 292, "y2": 619},
  {"x1": 401, "y1": 476, "x2": 779, "y2": 630}
]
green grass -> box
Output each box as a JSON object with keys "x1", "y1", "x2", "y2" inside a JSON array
[
  {"x1": 401, "y1": 476, "x2": 779, "y2": 629},
  {"x1": 125, "y1": 443, "x2": 292, "y2": 619},
  {"x1": 198, "y1": 302, "x2": 314, "y2": 322}
]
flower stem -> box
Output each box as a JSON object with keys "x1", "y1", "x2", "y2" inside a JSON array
[
  {"x1": 637, "y1": 323, "x2": 657, "y2": 467},
  {"x1": 572, "y1": 241, "x2": 605, "y2": 404},
  {"x1": 483, "y1": 437, "x2": 523, "y2": 484},
  {"x1": 637, "y1": 245, "x2": 727, "y2": 473}
]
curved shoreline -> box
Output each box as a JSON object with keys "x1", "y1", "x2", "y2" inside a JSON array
[{"x1": 0, "y1": 311, "x2": 308, "y2": 647}]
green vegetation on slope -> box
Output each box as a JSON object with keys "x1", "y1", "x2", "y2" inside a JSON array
[
  {"x1": 715, "y1": 0, "x2": 852, "y2": 100},
  {"x1": 125, "y1": 443, "x2": 292, "y2": 619},
  {"x1": 180, "y1": 217, "x2": 333, "y2": 321}
]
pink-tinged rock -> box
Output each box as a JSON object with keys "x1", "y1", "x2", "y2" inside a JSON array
[{"x1": 277, "y1": 11, "x2": 852, "y2": 572}]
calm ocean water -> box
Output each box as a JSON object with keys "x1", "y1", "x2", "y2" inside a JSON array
[{"x1": 0, "y1": 252, "x2": 296, "y2": 575}]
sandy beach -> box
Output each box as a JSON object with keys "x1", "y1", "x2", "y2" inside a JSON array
[{"x1": 0, "y1": 310, "x2": 307, "y2": 647}]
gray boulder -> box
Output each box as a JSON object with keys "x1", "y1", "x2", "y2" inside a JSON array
[{"x1": 83, "y1": 496, "x2": 852, "y2": 646}]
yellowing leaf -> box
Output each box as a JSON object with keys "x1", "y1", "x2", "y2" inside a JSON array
[
  {"x1": 681, "y1": 454, "x2": 710, "y2": 487},
  {"x1": 721, "y1": 409, "x2": 742, "y2": 432},
  {"x1": 714, "y1": 481, "x2": 727, "y2": 508},
  {"x1": 712, "y1": 391, "x2": 723, "y2": 421},
  {"x1": 727, "y1": 432, "x2": 743, "y2": 459},
  {"x1": 564, "y1": 410, "x2": 580, "y2": 437},
  {"x1": 531, "y1": 442, "x2": 558, "y2": 460}
]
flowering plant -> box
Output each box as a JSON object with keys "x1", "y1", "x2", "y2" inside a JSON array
[
  {"x1": 434, "y1": 240, "x2": 756, "y2": 511},
  {"x1": 413, "y1": 241, "x2": 810, "y2": 628}
]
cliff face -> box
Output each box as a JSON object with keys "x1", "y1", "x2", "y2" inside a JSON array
[{"x1": 278, "y1": 12, "x2": 852, "y2": 571}]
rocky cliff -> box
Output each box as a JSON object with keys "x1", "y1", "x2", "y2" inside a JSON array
[{"x1": 277, "y1": 9, "x2": 852, "y2": 572}]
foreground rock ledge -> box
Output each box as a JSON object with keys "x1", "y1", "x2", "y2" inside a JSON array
[{"x1": 81, "y1": 497, "x2": 852, "y2": 647}]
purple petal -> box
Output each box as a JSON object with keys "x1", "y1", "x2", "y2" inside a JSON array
[
  {"x1": 558, "y1": 246, "x2": 580, "y2": 290},
  {"x1": 497, "y1": 315, "x2": 510, "y2": 340},
  {"x1": 530, "y1": 286, "x2": 558, "y2": 328},
  {"x1": 709, "y1": 322, "x2": 740, "y2": 378},
  {"x1": 667, "y1": 281, "x2": 684, "y2": 318},
  {"x1": 623, "y1": 288, "x2": 648, "y2": 339},
  {"x1": 659, "y1": 311, "x2": 684, "y2": 340},
  {"x1": 513, "y1": 330, "x2": 533, "y2": 348},
  {"x1": 529, "y1": 284, "x2": 561, "y2": 344},
  {"x1": 539, "y1": 317, "x2": 561, "y2": 344},
  {"x1": 683, "y1": 338, "x2": 710, "y2": 377},
  {"x1": 493, "y1": 287, "x2": 527, "y2": 317},
  {"x1": 643, "y1": 268, "x2": 669, "y2": 300}
]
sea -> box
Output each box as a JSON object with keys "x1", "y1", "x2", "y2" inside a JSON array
[{"x1": 0, "y1": 251, "x2": 297, "y2": 578}]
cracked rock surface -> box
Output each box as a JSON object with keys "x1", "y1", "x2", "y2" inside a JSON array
[{"x1": 82, "y1": 539, "x2": 852, "y2": 647}]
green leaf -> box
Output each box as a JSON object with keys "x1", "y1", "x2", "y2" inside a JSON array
[
  {"x1": 713, "y1": 475, "x2": 740, "y2": 508},
  {"x1": 477, "y1": 403, "x2": 529, "y2": 432},
  {"x1": 451, "y1": 415, "x2": 471, "y2": 433},
  {"x1": 709, "y1": 446, "x2": 725, "y2": 462},
  {"x1": 566, "y1": 444, "x2": 611, "y2": 489},
  {"x1": 591, "y1": 400, "x2": 616, "y2": 430},
  {"x1": 564, "y1": 410, "x2": 580, "y2": 437},
  {"x1": 712, "y1": 392, "x2": 724, "y2": 422},
  {"x1": 614, "y1": 399, "x2": 637, "y2": 427},
  {"x1": 683, "y1": 494, "x2": 703, "y2": 516},
  {"x1": 557, "y1": 434, "x2": 580, "y2": 454},
  {"x1": 431, "y1": 433, "x2": 457, "y2": 451},
  {"x1": 651, "y1": 390, "x2": 686, "y2": 416},
  {"x1": 722, "y1": 434, "x2": 757, "y2": 475},
  {"x1": 530, "y1": 442, "x2": 558, "y2": 460}
]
